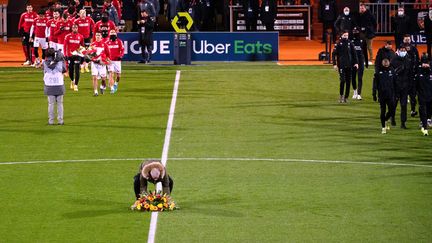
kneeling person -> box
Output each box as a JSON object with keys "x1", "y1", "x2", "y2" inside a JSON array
[{"x1": 133, "y1": 160, "x2": 174, "y2": 199}]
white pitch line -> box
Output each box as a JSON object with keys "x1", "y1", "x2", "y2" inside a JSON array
[
  {"x1": 1, "y1": 157, "x2": 432, "y2": 169},
  {"x1": 147, "y1": 70, "x2": 181, "y2": 243}
]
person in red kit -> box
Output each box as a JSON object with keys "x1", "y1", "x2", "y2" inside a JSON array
[
  {"x1": 18, "y1": 4, "x2": 38, "y2": 66},
  {"x1": 30, "y1": 10, "x2": 49, "y2": 68},
  {"x1": 55, "y1": 13, "x2": 73, "y2": 52},
  {"x1": 46, "y1": 9, "x2": 61, "y2": 51},
  {"x1": 106, "y1": 29, "x2": 124, "y2": 94},
  {"x1": 75, "y1": 9, "x2": 95, "y2": 73},
  {"x1": 64, "y1": 24, "x2": 84, "y2": 92},
  {"x1": 89, "y1": 32, "x2": 111, "y2": 96},
  {"x1": 93, "y1": 12, "x2": 117, "y2": 42}
]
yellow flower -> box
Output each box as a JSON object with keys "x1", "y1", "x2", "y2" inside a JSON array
[
  {"x1": 162, "y1": 198, "x2": 167, "y2": 203},
  {"x1": 144, "y1": 204, "x2": 150, "y2": 209},
  {"x1": 150, "y1": 205, "x2": 157, "y2": 211},
  {"x1": 148, "y1": 196, "x2": 154, "y2": 202},
  {"x1": 169, "y1": 203, "x2": 175, "y2": 210},
  {"x1": 136, "y1": 204, "x2": 142, "y2": 210},
  {"x1": 157, "y1": 203, "x2": 163, "y2": 209},
  {"x1": 163, "y1": 203, "x2": 168, "y2": 208}
]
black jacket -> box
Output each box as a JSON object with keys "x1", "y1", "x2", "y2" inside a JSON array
[
  {"x1": 375, "y1": 47, "x2": 396, "y2": 72},
  {"x1": 260, "y1": 0, "x2": 277, "y2": 24},
  {"x1": 334, "y1": 13, "x2": 356, "y2": 34},
  {"x1": 352, "y1": 36, "x2": 368, "y2": 65},
  {"x1": 391, "y1": 55, "x2": 413, "y2": 91},
  {"x1": 318, "y1": 0, "x2": 337, "y2": 22},
  {"x1": 391, "y1": 15, "x2": 411, "y2": 36},
  {"x1": 332, "y1": 38, "x2": 358, "y2": 68},
  {"x1": 416, "y1": 68, "x2": 432, "y2": 102},
  {"x1": 356, "y1": 10, "x2": 377, "y2": 39},
  {"x1": 405, "y1": 44, "x2": 419, "y2": 76},
  {"x1": 373, "y1": 68, "x2": 396, "y2": 99},
  {"x1": 424, "y1": 15, "x2": 432, "y2": 40}
]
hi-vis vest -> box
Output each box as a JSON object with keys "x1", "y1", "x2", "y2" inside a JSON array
[{"x1": 44, "y1": 67, "x2": 64, "y2": 86}]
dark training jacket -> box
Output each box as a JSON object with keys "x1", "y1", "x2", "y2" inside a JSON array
[
  {"x1": 373, "y1": 68, "x2": 396, "y2": 99},
  {"x1": 391, "y1": 55, "x2": 413, "y2": 91},
  {"x1": 417, "y1": 68, "x2": 432, "y2": 102},
  {"x1": 332, "y1": 38, "x2": 358, "y2": 68}
]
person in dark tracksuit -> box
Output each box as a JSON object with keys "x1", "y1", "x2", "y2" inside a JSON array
[
  {"x1": 351, "y1": 27, "x2": 368, "y2": 100},
  {"x1": 260, "y1": 0, "x2": 277, "y2": 31},
  {"x1": 375, "y1": 41, "x2": 396, "y2": 73},
  {"x1": 242, "y1": 0, "x2": 259, "y2": 31},
  {"x1": 424, "y1": 8, "x2": 432, "y2": 58},
  {"x1": 391, "y1": 46, "x2": 412, "y2": 129},
  {"x1": 373, "y1": 58, "x2": 396, "y2": 134},
  {"x1": 334, "y1": 7, "x2": 356, "y2": 37},
  {"x1": 318, "y1": 0, "x2": 337, "y2": 43},
  {"x1": 416, "y1": 53, "x2": 432, "y2": 136},
  {"x1": 333, "y1": 31, "x2": 359, "y2": 103},
  {"x1": 402, "y1": 35, "x2": 419, "y2": 117},
  {"x1": 391, "y1": 7, "x2": 411, "y2": 48},
  {"x1": 137, "y1": 7, "x2": 155, "y2": 64}
]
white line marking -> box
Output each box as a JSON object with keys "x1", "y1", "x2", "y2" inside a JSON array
[
  {"x1": 1, "y1": 157, "x2": 431, "y2": 168},
  {"x1": 147, "y1": 70, "x2": 181, "y2": 243}
]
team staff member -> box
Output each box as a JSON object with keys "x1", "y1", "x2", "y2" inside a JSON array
[
  {"x1": 318, "y1": 0, "x2": 337, "y2": 43},
  {"x1": 242, "y1": 0, "x2": 259, "y2": 31},
  {"x1": 47, "y1": 9, "x2": 61, "y2": 51},
  {"x1": 137, "y1": 8, "x2": 155, "y2": 64},
  {"x1": 416, "y1": 54, "x2": 432, "y2": 136},
  {"x1": 106, "y1": 29, "x2": 124, "y2": 94},
  {"x1": 133, "y1": 160, "x2": 174, "y2": 199},
  {"x1": 18, "y1": 4, "x2": 38, "y2": 66},
  {"x1": 29, "y1": 10, "x2": 49, "y2": 68},
  {"x1": 391, "y1": 7, "x2": 411, "y2": 48},
  {"x1": 260, "y1": 0, "x2": 277, "y2": 31},
  {"x1": 391, "y1": 46, "x2": 412, "y2": 129},
  {"x1": 373, "y1": 58, "x2": 396, "y2": 134},
  {"x1": 351, "y1": 27, "x2": 368, "y2": 100},
  {"x1": 75, "y1": 9, "x2": 95, "y2": 73},
  {"x1": 332, "y1": 30, "x2": 359, "y2": 103},
  {"x1": 64, "y1": 24, "x2": 84, "y2": 92},
  {"x1": 334, "y1": 7, "x2": 356, "y2": 37},
  {"x1": 375, "y1": 41, "x2": 396, "y2": 73},
  {"x1": 357, "y1": 3, "x2": 376, "y2": 65},
  {"x1": 424, "y1": 7, "x2": 432, "y2": 58},
  {"x1": 402, "y1": 34, "x2": 420, "y2": 117},
  {"x1": 90, "y1": 32, "x2": 111, "y2": 96}
]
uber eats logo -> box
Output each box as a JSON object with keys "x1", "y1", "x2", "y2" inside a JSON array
[{"x1": 193, "y1": 40, "x2": 273, "y2": 55}]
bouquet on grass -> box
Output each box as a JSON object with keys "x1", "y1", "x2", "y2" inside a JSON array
[{"x1": 131, "y1": 191, "x2": 178, "y2": 212}]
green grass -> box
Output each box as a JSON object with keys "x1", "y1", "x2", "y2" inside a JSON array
[{"x1": 0, "y1": 63, "x2": 431, "y2": 242}]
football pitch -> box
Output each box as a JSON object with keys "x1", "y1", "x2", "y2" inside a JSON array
[{"x1": 0, "y1": 63, "x2": 431, "y2": 242}]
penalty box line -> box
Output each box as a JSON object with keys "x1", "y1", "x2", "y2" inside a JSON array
[{"x1": 147, "y1": 70, "x2": 181, "y2": 243}]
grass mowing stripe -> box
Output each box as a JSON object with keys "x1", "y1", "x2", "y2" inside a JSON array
[
  {"x1": 1, "y1": 157, "x2": 431, "y2": 168},
  {"x1": 148, "y1": 70, "x2": 181, "y2": 243}
]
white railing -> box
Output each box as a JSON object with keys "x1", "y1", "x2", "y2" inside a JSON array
[{"x1": 0, "y1": 4, "x2": 7, "y2": 42}]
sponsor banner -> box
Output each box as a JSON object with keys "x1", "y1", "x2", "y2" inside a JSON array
[
  {"x1": 118, "y1": 32, "x2": 279, "y2": 61},
  {"x1": 407, "y1": 8, "x2": 428, "y2": 45}
]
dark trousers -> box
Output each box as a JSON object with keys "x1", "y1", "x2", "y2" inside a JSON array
[
  {"x1": 140, "y1": 32, "x2": 153, "y2": 62},
  {"x1": 351, "y1": 61, "x2": 364, "y2": 94},
  {"x1": 380, "y1": 97, "x2": 395, "y2": 127},
  {"x1": 393, "y1": 89, "x2": 408, "y2": 124},
  {"x1": 245, "y1": 17, "x2": 257, "y2": 31},
  {"x1": 339, "y1": 67, "x2": 352, "y2": 98},
  {"x1": 322, "y1": 21, "x2": 335, "y2": 43},
  {"x1": 419, "y1": 99, "x2": 432, "y2": 129},
  {"x1": 133, "y1": 173, "x2": 174, "y2": 198},
  {"x1": 68, "y1": 55, "x2": 82, "y2": 85},
  {"x1": 427, "y1": 37, "x2": 432, "y2": 58},
  {"x1": 22, "y1": 32, "x2": 32, "y2": 62},
  {"x1": 409, "y1": 84, "x2": 417, "y2": 112}
]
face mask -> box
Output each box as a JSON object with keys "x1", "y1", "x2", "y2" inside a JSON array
[
  {"x1": 398, "y1": 11, "x2": 404, "y2": 16},
  {"x1": 399, "y1": 51, "x2": 407, "y2": 57},
  {"x1": 110, "y1": 35, "x2": 117, "y2": 41},
  {"x1": 344, "y1": 11, "x2": 349, "y2": 16},
  {"x1": 429, "y1": 11, "x2": 432, "y2": 16},
  {"x1": 102, "y1": 16, "x2": 108, "y2": 22}
]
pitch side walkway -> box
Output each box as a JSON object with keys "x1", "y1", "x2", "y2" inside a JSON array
[{"x1": 0, "y1": 36, "x2": 427, "y2": 67}]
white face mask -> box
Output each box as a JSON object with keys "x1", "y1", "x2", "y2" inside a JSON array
[
  {"x1": 399, "y1": 51, "x2": 407, "y2": 57},
  {"x1": 344, "y1": 11, "x2": 349, "y2": 16},
  {"x1": 429, "y1": 11, "x2": 432, "y2": 17},
  {"x1": 398, "y1": 11, "x2": 404, "y2": 16}
]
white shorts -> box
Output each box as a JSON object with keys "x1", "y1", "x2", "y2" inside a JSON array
[
  {"x1": 49, "y1": 41, "x2": 58, "y2": 51},
  {"x1": 91, "y1": 62, "x2": 107, "y2": 78},
  {"x1": 108, "y1": 61, "x2": 121, "y2": 73},
  {"x1": 34, "y1": 37, "x2": 48, "y2": 49}
]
